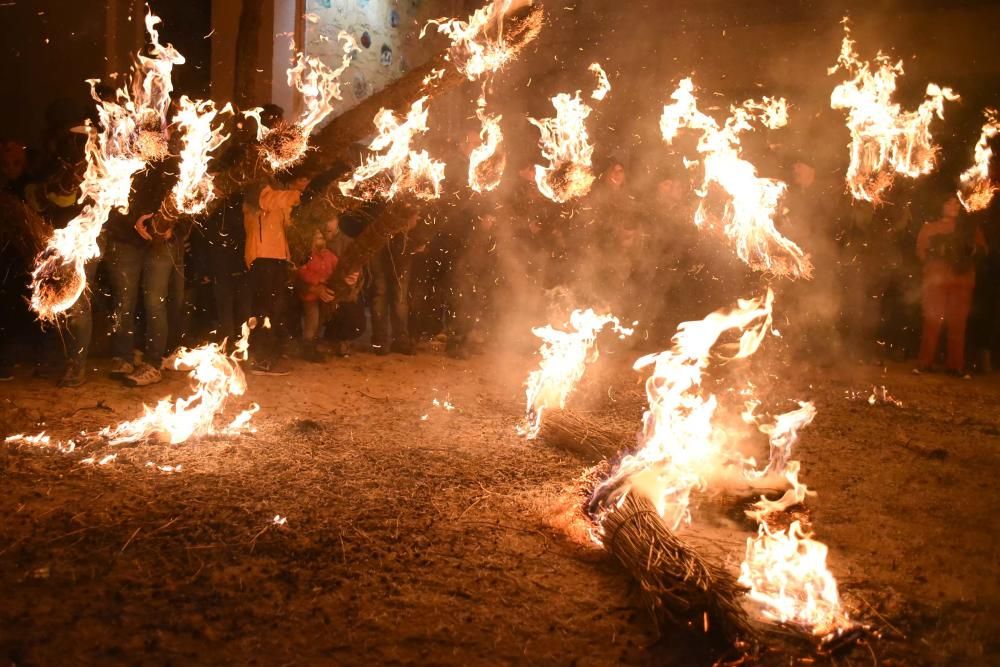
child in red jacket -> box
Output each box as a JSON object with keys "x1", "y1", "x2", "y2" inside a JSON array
[{"x1": 297, "y1": 229, "x2": 338, "y2": 361}]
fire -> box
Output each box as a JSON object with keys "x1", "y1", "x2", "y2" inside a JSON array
[
  {"x1": 739, "y1": 520, "x2": 853, "y2": 639},
  {"x1": 529, "y1": 90, "x2": 598, "y2": 203},
  {"x1": 29, "y1": 11, "x2": 183, "y2": 320},
  {"x1": 829, "y1": 21, "x2": 959, "y2": 204},
  {"x1": 99, "y1": 321, "x2": 258, "y2": 445},
  {"x1": 660, "y1": 78, "x2": 811, "y2": 279},
  {"x1": 589, "y1": 63, "x2": 611, "y2": 101},
  {"x1": 519, "y1": 309, "x2": 633, "y2": 439},
  {"x1": 589, "y1": 291, "x2": 775, "y2": 530},
  {"x1": 958, "y1": 109, "x2": 1000, "y2": 212},
  {"x1": 171, "y1": 97, "x2": 233, "y2": 215},
  {"x1": 469, "y1": 107, "x2": 505, "y2": 192},
  {"x1": 422, "y1": 0, "x2": 516, "y2": 81},
  {"x1": 260, "y1": 32, "x2": 357, "y2": 171},
  {"x1": 338, "y1": 97, "x2": 446, "y2": 201}
]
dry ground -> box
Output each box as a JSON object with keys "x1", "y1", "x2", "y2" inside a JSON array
[{"x1": 0, "y1": 343, "x2": 998, "y2": 665}]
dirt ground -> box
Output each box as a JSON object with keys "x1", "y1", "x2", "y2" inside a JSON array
[{"x1": 0, "y1": 342, "x2": 998, "y2": 666}]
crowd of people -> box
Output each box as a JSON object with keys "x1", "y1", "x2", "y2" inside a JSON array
[{"x1": 1, "y1": 100, "x2": 999, "y2": 389}]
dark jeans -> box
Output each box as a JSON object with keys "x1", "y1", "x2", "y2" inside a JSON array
[
  {"x1": 107, "y1": 240, "x2": 176, "y2": 366},
  {"x1": 166, "y1": 245, "x2": 187, "y2": 351},
  {"x1": 64, "y1": 244, "x2": 103, "y2": 364},
  {"x1": 249, "y1": 258, "x2": 290, "y2": 362},
  {"x1": 326, "y1": 300, "x2": 367, "y2": 342},
  {"x1": 370, "y1": 248, "x2": 411, "y2": 348},
  {"x1": 212, "y1": 269, "x2": 251, "y2": 343}
]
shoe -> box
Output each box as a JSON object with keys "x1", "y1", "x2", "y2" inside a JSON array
[
  {"x1": 250, "y1": 359, "x2": 290, "y2": 376},
  {"x1": 391, "y1": 339, "x2": 415, "y2": 356},
  {"x1": 0, "y1": 365, "x2": 12, "y2": 382},
  {"x1": 161, "y1": 348, "x2": 184, "y2": 371},
  {"x1": 372, "y1": 344, "x2": 390, "y2": 357},
  {"x1": 110, "y1": 358, "x2": 135, "y2": 376},
  {"x1": 912, "y1": 366, "x2": 931, "y2": 375},
  {"x1": 59, "y1": 360, "x2": 86, "y2": 388},
  {"x1": 334, "y1": 341, "x2": 351, "y2": 358},
  {"x1": 125, "y1": 363, "x2": 163, "y2": 387}
]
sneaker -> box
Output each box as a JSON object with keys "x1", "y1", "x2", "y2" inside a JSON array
[
  {"x1": 334, "y1": 341, "x2": 351, "y2": 358},
  {"x1": 59, "y1": 360, "x2": 86, "y2": 388},
  {"x1": 161, "y1": 348, "x2": 184, "y2": 371},
  {"x1": 391, "y1": 339, "x2": 415, "y2": 356},
  {"x1": 371, "y1": 344, "x2": 390, "y2": 357},
  {"x1": 110, "y1": 358, "x2": 135, "y2": 376},
  {"x1": 250, "y1": 359, "x2": 290, "y2": 376},
  {"x1": 125, "y1": 363, "x2": 162, "y2": 387}
]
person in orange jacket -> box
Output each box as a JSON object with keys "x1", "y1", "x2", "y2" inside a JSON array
[
  {"x1": 243, "y1": 175, "x2": 309, "y2": 375},
  {"x1": 915, "y1": 194, "x2": 987, "y2": 376}
]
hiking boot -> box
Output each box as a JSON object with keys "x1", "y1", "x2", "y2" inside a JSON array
[
  {"x1": 59, "y1": 360, "x2": 86, "y2": 388},
  {"x1": 250, "y1": 359, "x2": 290, "y2": 376},
  {"x1": 391, "y1": 339, "x2": 415, "y2": 356},
  {"x1": 110, "y1": 358, "x2": 135, "y2": 376},
  {"x1": 125, "y1": 363, "x2": 162, "y2": 387}
]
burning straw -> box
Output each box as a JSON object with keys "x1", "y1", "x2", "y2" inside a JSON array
[{"x1": 597, "y1": 491, "x2": 755, "y2": 644}]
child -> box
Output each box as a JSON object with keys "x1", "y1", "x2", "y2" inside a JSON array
[{"x1": 297, "y1": 228, "x2": 338, "y2": 362}]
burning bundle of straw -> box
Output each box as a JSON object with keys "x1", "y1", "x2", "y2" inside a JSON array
[{"x1": 597, "y1": 491, "x2": 755, "y2": 645}]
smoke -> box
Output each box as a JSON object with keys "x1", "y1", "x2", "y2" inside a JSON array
[{"x1": 360, "y1": 0, "x2": 1000, "y2": 370}]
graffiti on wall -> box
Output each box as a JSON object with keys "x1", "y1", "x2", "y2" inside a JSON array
[{"x1": 304, "y1": 0, "x2": 438, "y2": 116}]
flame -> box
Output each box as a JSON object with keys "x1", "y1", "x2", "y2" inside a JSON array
[
  {"x1": 519, "y1": 309, "x2": 633, "y2": 439},
  {"x1": 259, "y1": 32, "x2": 357, "y2": 171},
  {"x1": 660, "y1": 78, "x2": 811, "y2": 279},
  {"x1": 469, "y1": 106, "x2": 506, "y2": 192},
  {"x1": 29, "y1": 11, "x2": 184, "y2": 320},
  {"x1": 99, "y1": 321, "x2": 258, "y2": 445},
  {"x1": 589, "y1": 63, "x2": 611, "y2": 101},
  {"x1": 958, "y1": 109, "x2": 1000, "y2": 212},
  {"x1": 529, "y1": 90, "x2": 598, "y2": 203},
  {"x1": 589, "y1": 291, "x2": 775, "y2": 530},
  {"x1": 338, "y1": 97, "x2": 446, "y2": 201},
  {"x1": 422, "y1": 0, "x2": 516, "y2": 81},
  {"x1": 829, "y1": 21, "x2": 958, "y2": 204},
  {"x1": 171, "y1": 97, "x2": 233, "y2": 215},
  {"x1": 739, "y1": 520, "x2": 853, "y2": 639}
]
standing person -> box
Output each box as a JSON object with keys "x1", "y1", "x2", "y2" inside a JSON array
[
  {"x1": 105, "y1": 164, "x2": 174, "y2": 387},
  {"x1": 196, "y1": 192, "x2": 249, "y2": 343},
  {"x1": 322, "y1": 214, "x2": 366, "y2": 356},
  {"x1": 243, "y1": 175, "x2": 309, "y2": 374},
  {"x1": 369, "y1": 208, "x2": 421, "y2": 356},
  {"x1": 296, "y1": 228, "x2": 339, "y2": 361},
  {"x1": 915, "y1": 195, "x2": 987, "y2": 376}
]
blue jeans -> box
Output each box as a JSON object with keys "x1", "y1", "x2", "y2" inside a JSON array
[
  {"x1": 64, "y1": 238, "x2": 104, "y2": 363},
  {"x1": 107, "y1": 240, "x2": 177, "y2": 366}
]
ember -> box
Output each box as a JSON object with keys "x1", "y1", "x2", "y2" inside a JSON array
[{"x1": 1, "y1": 2, "x2": 996, "y2": 664}]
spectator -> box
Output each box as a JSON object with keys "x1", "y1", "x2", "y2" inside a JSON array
[
  {"x1": 105, "y1": 163, "x2": 174, "y2": 387},
  {"x1": 297, "y1": 228, "x2": 339, "y2": 361},
  {"x1": 915, "y1": 194, "x2": 987, "y2": 377},
  {"x1": 370, "y1": 208, "x2": 421, "y2": 356},
  {"x1": 243, "y1": 174, "x2": 309, "y2": 375},
  {"x1": 322, "y1": 214, "x2": 366, "y2": 356}
]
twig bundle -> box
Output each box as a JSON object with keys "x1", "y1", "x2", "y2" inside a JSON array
[
  {"x1": 536, "y1": 410, "x2": 626, "y2": 462},
  {"x1": 598, "y1": 491, "x2": 756, "y2": 645}
]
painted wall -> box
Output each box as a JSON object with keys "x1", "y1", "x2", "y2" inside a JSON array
[{"x1": 299, "y1": 0, "x2": 447, "y2": 118}]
